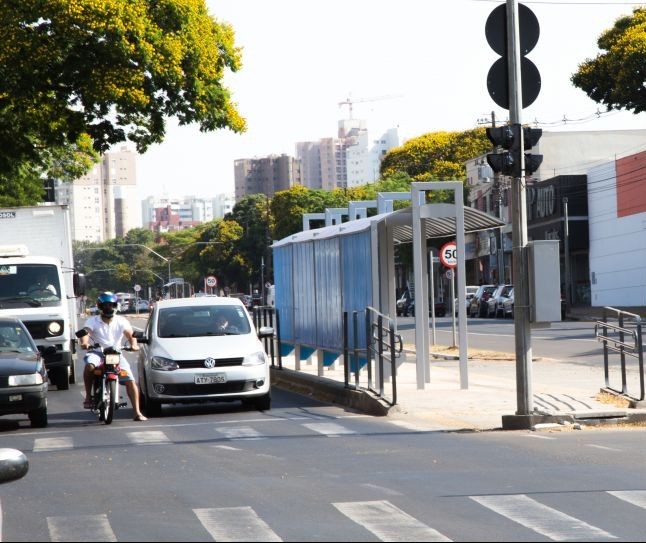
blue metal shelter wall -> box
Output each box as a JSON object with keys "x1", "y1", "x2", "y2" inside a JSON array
[
  {"x1": 341, "y1": 231, "x2": 372, "y2": 350},
  {"x1": 293, "y1": 241, "x2": 317, "y2": 346},
  {"x1": 273, "y1": 245, "x2": 294, "y2": 343},
  {"x1": 314, "y1": 238, "x2": 342, "y2": 351}
]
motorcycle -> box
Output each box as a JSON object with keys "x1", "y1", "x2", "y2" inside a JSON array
[{"x1": 75, "y1": 329, "x2": 129, "y2": 424}]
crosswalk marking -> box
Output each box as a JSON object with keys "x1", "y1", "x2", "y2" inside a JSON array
[
  {"x1": 47, "y1": 514, "x2": 117, "y2": 542},
  {"x1": 216, "y1": 427, "x2": 264, "y2": 440},
  {"x1": 608, "y1": 490, "x2": 646, "y2": 509},
  {"x1": 194, "y1": 507, "x2": 282, "y2": 542},
  {"x1": 334, "y1": 500, "x2": 451, "y2": 542},
  {"x1": 302, "y1": 422, "x2": 356, "y2": 437},
  {"x1": 33, "y1": 437, "x2": 74, "y2": 452},
  {"x1": 127, "y1": 431, "x2": 171, "y2": 445},
  {"x1": 470, "y1": 494, "x2": 617, "y2": 541}
]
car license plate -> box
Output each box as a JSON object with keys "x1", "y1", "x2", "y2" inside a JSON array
[
  {"x1": 194, "y1": 374, "x2": 227, "y2": 385},
  {"x1": 9, "y1": 395, "x2": 22, "y2": 402}
]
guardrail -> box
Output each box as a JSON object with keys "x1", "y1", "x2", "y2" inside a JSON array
[
  {"x1": 343, "y1": 308, "x2": 402, "y2": 406},
  {"x1": 594, "y1": 306, "x2": 644, "y2": 402}
]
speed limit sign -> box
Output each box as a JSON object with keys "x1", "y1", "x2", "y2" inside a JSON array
[
  {"x1": 439, "y1": 241, "x2": 457, "y2": 268},
  {"x1": 205, "y1": 275, "x2": 217, "y2": 288}
]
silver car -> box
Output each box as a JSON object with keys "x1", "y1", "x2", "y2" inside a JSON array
[{"x1": 136, "y1": 297, "x2": 273, "y2": 417}]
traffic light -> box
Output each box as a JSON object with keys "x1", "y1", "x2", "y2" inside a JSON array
[
  {"x1": 522, "y1": 127, "x2": 543, "y2": 176},
  {"x1": 486, "y1": 124, "x2": 521, "y2": 178}
]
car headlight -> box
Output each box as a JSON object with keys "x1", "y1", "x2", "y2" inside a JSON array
[
  {"x1": 48, "y1": 321, "x2": 62, "y2": 335},
  {"x1": 151, "y1": 357, "x2": 179, "y2": 371},
  {"x1": 9, "y1": 373, "x2": 44, "y2": 386},
  {"x1": 242, "y1": 351, "x2": 267, "y2": 366}
]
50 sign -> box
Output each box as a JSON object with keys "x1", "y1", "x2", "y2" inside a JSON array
[{"x1": 439, "y1": 241, "x2": 457, "y2": 268}]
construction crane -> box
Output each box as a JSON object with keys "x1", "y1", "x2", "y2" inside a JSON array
[{"x1": 338, "y1": 94, "x2": 402, "y2": 119}]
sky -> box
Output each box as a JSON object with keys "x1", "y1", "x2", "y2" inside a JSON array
[{"x1": 133, "y1": 0, "x2": 646, "y2": 201}]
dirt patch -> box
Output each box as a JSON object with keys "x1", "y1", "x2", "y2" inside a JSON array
[
  {"x1": 595, "y1": 390, "x2": 632, "y2": 408},
  {"x1": 429, "y1": 344, "x2": 516, "y2": 361}
]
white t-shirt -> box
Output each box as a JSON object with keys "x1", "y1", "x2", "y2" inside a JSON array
[{"x1": 84, "y1": 315, "x2": 133, "y2": 349}]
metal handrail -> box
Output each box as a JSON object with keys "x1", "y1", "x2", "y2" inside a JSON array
[{"x1": 595, "y1": 306, "x2": 644, "y2": 401}]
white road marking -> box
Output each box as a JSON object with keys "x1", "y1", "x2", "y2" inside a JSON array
[
  {"x1": 216, "y1": 427, "x2": 265, "y2": 440},
  {"x1": 389, "y1": 420, "x2": 439, "y2": 432},
  {"x1": 471, "y1": 494, "x2": 617, "y2": 541},
  {"x1": 587, "y1": 444, "x2": 622, "y2": 452},
  {"x1": 126, "y1": 430, "x2": 171, "y2": 445},
  {"x1": 214, "y1": 445, "x2": 242, "y2": 451},
  {"x1": 48, "y1": 514, "x2": 117, "y2": 542},
  {"x1": 302, "y1": 422, "x2": 357, "y2": 437},
  {"x1": 33, "y1": 437, "x2": 74, "y2": 452},
  {"x1": 0, "y1": 498, "x2": 3, "y2": 543},
  {"x1": 608, "y1": 490, "x2": 646, "y2": 509},
  {"x1": 194, "y1": 506, "x2": 282, "y2": 542},
  {"x1": 334, "y1": 500, "x2": 451, "y2": 542},
  {"x1": 521, "y1": 434, "x2": 557, "y2": 440}
]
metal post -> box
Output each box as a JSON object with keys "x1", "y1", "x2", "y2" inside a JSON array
[
  {"x1": 429, "y1": 249, "x2": 437, "y2": 345},
  {"x1": 451, "y1": 271, "x2": 457, "y2": 347},
  {"x1": 563, "y1": 197, "x2": 571, "y2": 314},
  {"x1": 507, "y1": 0, "x2": 533, "y2": 417}
]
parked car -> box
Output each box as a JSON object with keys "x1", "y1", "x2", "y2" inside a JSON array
[
  {"x1": 468, "y1": 285, "x2": 497, "y2": 318},
  {"x1": 486, "y1": 284, "x2": 513, "y2": 318},
  {"x1": 502, "y1": 288, "x2": 514, "y2": 317},
  {"x1": 404, "y1": 298, "x2": 447, "y2": 318},
  {"x1": 0, "y1": 318, "x2": 49, "y2": 428},
  {"x1": 136, "y1": 297, "x2": 273, "y2": 417},
  {"x1": 455, "y1": 285, "x2": 480, "y2": 315}
]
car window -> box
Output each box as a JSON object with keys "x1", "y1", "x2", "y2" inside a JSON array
[
  {"x1": 0, "y1": 323, "x2": 36, "y2": 353},
  {"x1": 157, "y1": 306, "x2": 251, "y2": 338}
]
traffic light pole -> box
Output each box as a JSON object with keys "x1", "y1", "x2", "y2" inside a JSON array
[{"x1": 507, "y1": 0, "x2": 533, "y2": 419}]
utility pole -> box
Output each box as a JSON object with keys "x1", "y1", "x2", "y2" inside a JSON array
[
  {"x1": 563, "y1": 197, "x2": 571, "y2": 314},
  {"x1": 506, "y1": 0, "x2": 533, "y2": 417}
]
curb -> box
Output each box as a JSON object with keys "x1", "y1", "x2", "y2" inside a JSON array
[{"x1": 270, "y1": 367, "x2": 394, "y2": 417}]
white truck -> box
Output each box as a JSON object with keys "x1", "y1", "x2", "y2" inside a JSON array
[{"x1": 0, "y1": 205, "x2": 85, "y2": 389}]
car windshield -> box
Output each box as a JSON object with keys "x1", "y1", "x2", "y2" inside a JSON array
[
  {"x1": 0, "y1": 322, "x2": 36, "y2": 353},
  {"x1": 157, "y1": 305, "x2": 252, "y2": 338}
]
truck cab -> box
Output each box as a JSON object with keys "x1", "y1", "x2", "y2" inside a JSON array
[{"x1": 0, "y1": 246, "x2": 84, "y2": 389}]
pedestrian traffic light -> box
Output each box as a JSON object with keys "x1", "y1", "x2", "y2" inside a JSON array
[
  {"x1": 522, "y1": 127, "x2": 543, "y2": 176},
  {"x1": 486, "y1": 124, "x2": 521, "y2": 178}
]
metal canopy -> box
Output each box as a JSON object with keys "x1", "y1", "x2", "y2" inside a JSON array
[{"x1": 274, "y1": 206, "x2": 504, "y2": 248}]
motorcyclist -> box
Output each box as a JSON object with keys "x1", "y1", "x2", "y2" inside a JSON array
[{"x1": 78, "y1": 291, "x2": 147, "y2": 421}]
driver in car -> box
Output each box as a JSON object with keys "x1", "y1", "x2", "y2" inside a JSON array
[{"x1": 28, "y1": 273, "x2": 57, "y2": 296}]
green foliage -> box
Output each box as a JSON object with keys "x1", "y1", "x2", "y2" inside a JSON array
[
  {"x1": 0, "y1": 0, "x2": 245, "y2": 204},
  {"x1": 571, "y1": 8, "x2": 646, "y2": 114}
]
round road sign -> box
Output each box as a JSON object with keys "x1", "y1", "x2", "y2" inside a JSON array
[
  {"x1": 440, "y1": 242, "x2": 457, "y2": 268},
  {"x1": 133, "y1": 284, "x2": 141, "y2": 292},
  {"x1": 206, "y1": 275, "x2": 217, "y2": 288}
]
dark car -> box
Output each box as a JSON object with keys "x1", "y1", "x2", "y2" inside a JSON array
[
  {"x1": 468, "y1": 285, "x2": 497, "y2": 318},
  {"x1": 0, "y1": 318, "x2": 49, "y2": 428},
  {"x1": 403, "y1": 297, "x2": 447, "y2": 318}
]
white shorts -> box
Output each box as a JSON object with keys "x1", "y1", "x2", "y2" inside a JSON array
[{"x1": 84, "y1": 351, "x2": 135, "y2": 382}]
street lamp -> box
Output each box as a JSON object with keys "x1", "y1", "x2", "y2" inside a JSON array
[{"x1": 120, "y1": 244, "x2": 172, "y2": 286}]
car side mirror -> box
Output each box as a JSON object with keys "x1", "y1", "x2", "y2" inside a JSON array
[
  {"x1": 257, "y1": 326, "x2": 274, "y2": 339},
  {"x1": 75, "y1": 328, "x2": 89, "y2": 339},
  {"x1": 132, "y1": 330, "x2": 148, "y2": 344},
  {"x1": 0, "y1": 449, "x2": 29, "y2": 484}
]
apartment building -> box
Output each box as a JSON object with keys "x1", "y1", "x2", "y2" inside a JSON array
[{"x1": 234, "y1": 154, "x2": 302, "y2": 200}]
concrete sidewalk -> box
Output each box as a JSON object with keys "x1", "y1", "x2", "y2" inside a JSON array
[{"x1": 270, "y1": 343, "x2": 646, "y2": 432}]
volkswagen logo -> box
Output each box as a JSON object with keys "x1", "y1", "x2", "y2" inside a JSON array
[{"x1": 204, "y1": 357, "x2": 217, "y2": 369}]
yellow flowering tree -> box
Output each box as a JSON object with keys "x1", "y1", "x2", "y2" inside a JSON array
[{"x1": 0, "y1": 0, "x2": 245, "y2": 203}]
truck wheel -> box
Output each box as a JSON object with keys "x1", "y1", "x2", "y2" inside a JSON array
[
  {"x1": 69, "y1": 362, "x2": 76, "y2": 385},
  {"x1": 55, "y1": 368, "x2": 69, "y2": 390},
  {"x1": 29, "y1": 407, "x2": 48, "y2": 428}
]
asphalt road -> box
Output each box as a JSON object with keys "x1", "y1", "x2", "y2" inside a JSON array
[
  {"x1": 0, "y1": 317, "x2": 645, "y2": 541},
  {"x1": 397, "y1": 315, "x2": 602, "y2": 364}
]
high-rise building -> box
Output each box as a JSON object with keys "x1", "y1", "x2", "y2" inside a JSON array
[
  {"x1": 234, "y1": 154, "x2": 302, "y2": 200},
  {"x1": 297, "y1": 121, "x2": 399, "y2": 190},
  {"x1": 56, "y1": 146, "x2": 140, "y2": 242}
]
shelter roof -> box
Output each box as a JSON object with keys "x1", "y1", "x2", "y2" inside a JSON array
[{"x1": 272, "y1": 206, "x2": 505, "y2": 248}]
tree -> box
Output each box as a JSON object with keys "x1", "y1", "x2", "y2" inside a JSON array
[
  {"x1": 571, "y1": 8, "x2": 646, "y2": 114},
  {"x1": 0, "y1": 0, "x2": 245, "y2": 202},
  {"x1": 380, "y1": 128, "x2": 491, "y2": 183}
]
